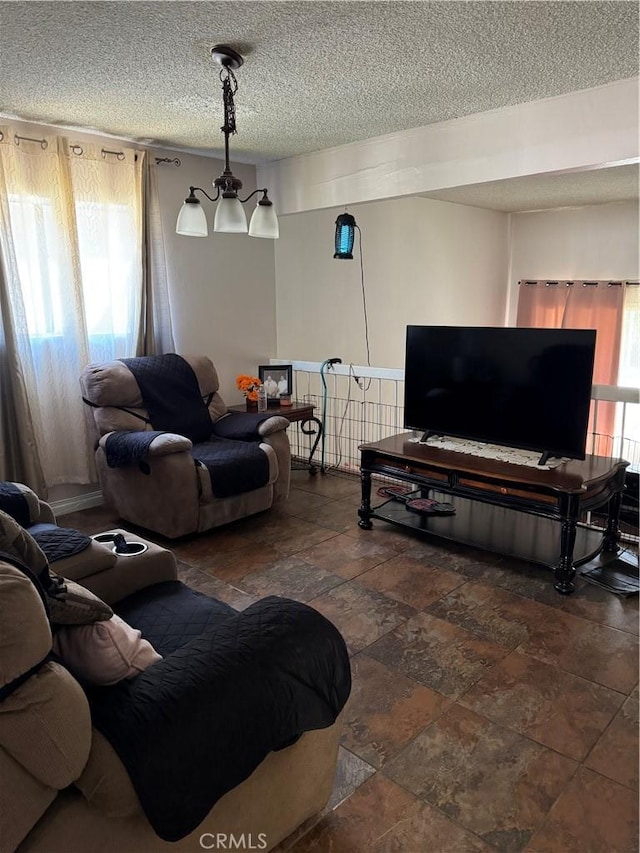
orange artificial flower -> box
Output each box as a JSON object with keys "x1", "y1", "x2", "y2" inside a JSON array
[{"x1": 236, "y1": 374, "x2": 263, "y2": 402}]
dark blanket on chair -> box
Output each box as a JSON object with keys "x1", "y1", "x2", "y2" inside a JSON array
[
  {"x1": 212, "y1": 412, "x2": 271, "y2": 441},
  {"x1": 116, "y1": 580, "x2": 237, "y2": 656},
  {"x1": 104, "y1": 430, "x2": 167, "y2": 468},
  {"x1": 0, "y1": 482, "x2": 30, "y2": 527},
  {"x1": 192, "y1": 438, "x2": 271, "y2": 499},
  {"x1": 86, "y1": 594, "x2": 351, "y2": 842},
  {"x1": 28, "y1": 525, "x2": 92, "y2": 564},
  {"x1": 120, "y1": 356, "x2": 270, "y2": 498},
  {"x1": 121, "y1": 354, "x2": 213, "y2": 444}
]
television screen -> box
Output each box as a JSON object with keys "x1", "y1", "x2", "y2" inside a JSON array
[{"x1": 403, "y1": 326, "x2": 597, "y2": 461}]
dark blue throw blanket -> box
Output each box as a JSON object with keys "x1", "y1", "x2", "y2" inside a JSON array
[
  {"x1": 87, "y1": 590, "x2": 351, "y2": 842},
  {"x1": 211, "y1": 412, "x2": 271, "y2": 441},
  {"x1": 121, "y1": 354, "x2": 213, "y2": 444},
  {"x1": 119, "y1": 355, "x2": 271, "y2": 498},
  {"x1": 191, "y1": 438, "x2": 271, "y2": 499},
  {"x1": 0, "y1": 482, "x2": 30, "y2": 527},
  {"x1": 28, "y1": 524, "x2": 92, "y2": 565},
  {"x1": 116, "y1": 580, "x2": 236, "y2": 656},
  {"x1": 104, "y1": 430, "x2": 166, "y2": 469}
]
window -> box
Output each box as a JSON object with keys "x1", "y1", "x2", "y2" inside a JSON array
[
  {"x1": 10, "y1": 194, "x2": 138, "y2": 344},
  {"x1": 0, "y1": 133, "x2": 143, "y2": 485},
  {"x1": 8, "y1": 194, "x2": 63, "y2": 337}
]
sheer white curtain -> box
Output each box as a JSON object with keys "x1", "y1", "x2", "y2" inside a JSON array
[{"x1": 0, "y1": 128, "x2": 143, "y2": 486}]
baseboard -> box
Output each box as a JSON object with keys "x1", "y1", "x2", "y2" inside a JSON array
[{"x1": 50, "y1": 491, "x2": 104, "y2": 517}]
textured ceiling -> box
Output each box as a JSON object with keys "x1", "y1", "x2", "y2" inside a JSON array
[
  {"x1": 421, "y1": 164, "x2": 640, "y2": 213},
  {"x1": 0, "y1": 1, "x2": 638, "y2": 211}
]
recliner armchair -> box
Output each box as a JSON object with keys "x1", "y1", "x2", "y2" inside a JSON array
[{"x1": 80, "y1": 354, "x2": 291, "y2": 538}]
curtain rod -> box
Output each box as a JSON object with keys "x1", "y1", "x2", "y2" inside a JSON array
[
  {"x1": 520, "y1": 280, "x2": 639, "y2": 287},
  {"x1": 101, "y1": 148, "x2": 125, "y2": 160},
  {"x1": 15, "y1": 133, "x2": 48, "y2": 149}
]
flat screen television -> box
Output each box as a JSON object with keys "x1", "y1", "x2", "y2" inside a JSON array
[{"x1": 403, "y1": 326, "x2": 597, "y2": 463}]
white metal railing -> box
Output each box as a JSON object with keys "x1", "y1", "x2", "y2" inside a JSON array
[{"x1": 270, "y1": 359, "x2": 640, "y2": 473}]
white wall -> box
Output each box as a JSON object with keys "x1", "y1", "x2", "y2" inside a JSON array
[
  {"x1": 274, "y1": 197, "x2": 509, "y2": 369},
  {"x1": 507, "y1": 201, "x2": 640, "y2": 323},
  {"x1": 154, "y1": 151, "x2": 277, "y2": 403}
]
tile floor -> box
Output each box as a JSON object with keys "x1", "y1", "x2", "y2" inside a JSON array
[{"x1": 64, "y1": 469, "x2": 639, "y2": 853}]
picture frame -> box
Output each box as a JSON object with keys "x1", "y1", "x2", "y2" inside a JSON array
[{"x1": 258, "y1": 364, "x2": 293, "y2": 401}]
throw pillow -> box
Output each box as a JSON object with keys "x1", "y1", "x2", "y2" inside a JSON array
[
  {"x1": 46, "y1": 578, "x2": 113, "y2": 625},
  {"x1": 53, "y1": 614, "x2": 162, "y2": 685}
]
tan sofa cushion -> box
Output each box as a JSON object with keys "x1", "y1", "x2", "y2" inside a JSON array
[
  {"x1": 258, "y1": 415, "x2": 290, "y2": 436},
  {"x1": 0, "y1": 749, "x2": 57, "y2": 853},
  {"x1": 76, "y1": 531, "x2": 178, "y2": 605},
  {"x1": 81, "y1": 359, "x2": 143, "y2": 408},
  {"x1": 0, "y1": 562, "x2": 51, "y2": 688},
  {"x1": 0, "y1": 509, "x2": 49, "y2": 577},
  {"x1": 0, "y1": 561, "x2": 92, "y2": 790},
  {"x1": 52, "y1": 538, "x2": 117, "y2": 581},
  {"x1": 75, "y1": 727, "x2": 142, "y2": 817},
  {"x1": 0, "y1": 661, "x2": 92, "y2": 789}
]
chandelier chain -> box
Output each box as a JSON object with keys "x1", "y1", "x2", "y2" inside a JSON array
[{"x1": 220, "y1": 67, "x2": 238, "y2": 136}]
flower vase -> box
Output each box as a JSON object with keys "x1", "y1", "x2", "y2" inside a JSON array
[{"x1": 246, "y1": 399, "x2": 258, "y2": 411}]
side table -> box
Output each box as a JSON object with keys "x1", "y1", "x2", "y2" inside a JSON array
[{"x1": 226, "y1": 401, "x2": 323, "y2": 474}]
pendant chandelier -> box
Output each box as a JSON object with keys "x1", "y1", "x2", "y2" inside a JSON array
[{"x1": 176, "y1": 45, "x2": 279, "y2": 240}]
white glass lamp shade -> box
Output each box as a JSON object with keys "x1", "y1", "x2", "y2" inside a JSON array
[
  {"x1": 248, "y1": 202, "x2": 279, "y2": 239},
  {"x1": 176, "y1": 201, "x2": 208, "y2": 236},
  {"x1": 214, "y1": 196, "x2": 248, "y2": 233}
]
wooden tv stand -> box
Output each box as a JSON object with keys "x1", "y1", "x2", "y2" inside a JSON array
[{"x1": 358, "y1": 433, "x2": 629, "y2": 594}]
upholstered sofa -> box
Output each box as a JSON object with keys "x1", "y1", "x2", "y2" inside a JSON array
[
  {"x1": 79, "y1": 354, "x2": 291, "y2": 539},
  {"x1": 0, "y1": 485, "x2": 349, "y2": 853}
]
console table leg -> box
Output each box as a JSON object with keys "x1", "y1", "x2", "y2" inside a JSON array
[
  {"x1": 358, "y1": 471, "x2": 373, "y2": 529},
  {"x1": 554, "y1": 508, "x2": 578, "y2": 594},
  {"x1": 602, "y1": 490, "x2": 623, "y2": 553}
]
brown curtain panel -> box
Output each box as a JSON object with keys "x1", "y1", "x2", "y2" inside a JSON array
[
  {"x1": 137, "y1": 153, "x2": 175, "y2": 356},
  {"x1": 0, "y1": 256, "x2": 47, "y2": 495},
  {"x1": 517, "y1": 281, "x2": 625, "y2": 455}
]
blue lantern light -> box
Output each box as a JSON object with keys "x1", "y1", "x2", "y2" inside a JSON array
[{"x1": 334, "y1": 212, "x2": 356, "y2": 259}]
